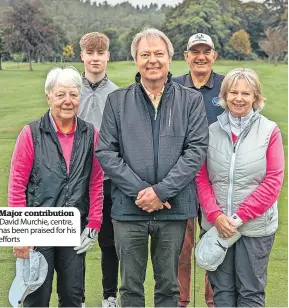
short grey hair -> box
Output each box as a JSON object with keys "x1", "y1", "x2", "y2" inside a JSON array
[
  {"x1": 130, "y1": 28, "x2": 174, "y2": 61},
  {"x1": 45, "y1": 66, "x2": 82, "y2": 95},
  {"x1": 219, "y1": 68, "x2": 265, "y2": 111}
]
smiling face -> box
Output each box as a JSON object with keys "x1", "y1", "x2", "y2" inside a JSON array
[
  {"x1": 135, "y1": 36, "x2": 171, "y2": 86},
  {"x1": 184, "y1": 44, "x2": 217, "y2": 76},
  {"x1": 226, "y1": 78, "x2": 255, "y2": 117},
  {"x1": 81, "y1": 48, "x2": 110, "y2": 75},
  {"x1": 47, "y1": 85, "x2": 80, "y2": 122}
]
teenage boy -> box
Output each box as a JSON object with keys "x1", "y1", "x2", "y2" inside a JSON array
[{"x1": 78, "y1": 32, "x2": 119, "y2": 308}]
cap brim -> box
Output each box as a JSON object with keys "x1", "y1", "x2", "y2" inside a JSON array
[
  {"x1": 9, "y1": 275, "x2": 27, "y2": 307},
  {"x1": 188, "y1": 42, "x2": 214, "y2": 50},
  {"x1": 9, "y1": 252, "x2": 48, "y2": 307},
  {"x1": 195, "y1": 227, "x2": 241, "y2": 271}
]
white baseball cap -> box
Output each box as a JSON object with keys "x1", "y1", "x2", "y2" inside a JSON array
[
  {"x1": 9, "y1": 249, "x2": 48, "y2": 307},
  {"x1": 195, "y1": 226, "x2": 241, "y2": 271},
  {"x1": 187, "y1": 33, "x2": 215, "y2": 50}
]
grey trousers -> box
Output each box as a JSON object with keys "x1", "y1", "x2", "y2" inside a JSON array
[
  {"x1": 207, "y1": 234, "x2": 275, "y2": 307},
  {"x1": 113, "y1": 219, "x2": 187, "y2": 307}
]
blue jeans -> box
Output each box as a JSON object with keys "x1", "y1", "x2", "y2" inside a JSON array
[{"x1": 113, "y1": 219, "x2": 186, "y2": 307}]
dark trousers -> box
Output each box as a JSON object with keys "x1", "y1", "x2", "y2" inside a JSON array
[
  {"x1": 98, "y1": 179, "x2": 119, "y2": 299},
  {"x1": 24, "y1": 246, "x2": 85, "y2": 307},
  {"x1": 207, "y1": 234, "x2": 275, "y2": 307},
  {"x1": 113, "y1": 219, "x2": 187, "y2": 307}
]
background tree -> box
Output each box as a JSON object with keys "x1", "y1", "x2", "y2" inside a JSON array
[
  {"x1": 0, "y1": 27, "x2": 6, "y2": 70},
  {"x1": 4, "y1": 0, "x2": 59, "y2": 70},
  {"x1": 264, "y1": 0, "x2": 288, "y2": 28},
  {"x1": 230, "y1": 29, "x2": 252, "y2": 60},
  {"x1": 240, "y1": 1, "x2": 267, "y2": 57},
  {"x1": 119, "y1": 26, "x2": 143, "y2": 61},
  {"x1": 103, "y1": 28, "x2": 119, "y2": 61},
  {"x1": 0, "y1": 0, "x2": 287, "y2": 62},
  {"x1": 12, "y1": 52, "x2": 24, "y2": 69},
  {"x1": 163, "y1": 0, "x2": 232, "y2": 59},
  {"x1": 62, "y1": 45, "x2": 75, "y2": 62},
  {"x1": 259, "y1": 27, "x2": 288, "y2": 64}
]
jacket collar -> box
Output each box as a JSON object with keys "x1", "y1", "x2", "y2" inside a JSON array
[
  {"x1": 217, "y1": 109, "x2": 260, "y2": 137},
  {"x1": 135, "y1": 72, "x2": 173, "y2": 101},
  {"x1": 184, "y1": 71, "x2": 214, "y2": 89},
  {"x1": 135, "y1": 72, "x2": 173, "y2": 84},
  {"x1": 40, "y1": 110, "x2": 87, "y2": 134},
  {"x1": 81, "y1": 72, "x2": 108, "y2": 90}
]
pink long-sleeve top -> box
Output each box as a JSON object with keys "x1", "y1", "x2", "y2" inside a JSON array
[
  {"x1": 8, "y1": 119, "x2": 104, "y2": 231},
  {"x1": 196, "y1": 127, "x2": 284, "y2": 223}
]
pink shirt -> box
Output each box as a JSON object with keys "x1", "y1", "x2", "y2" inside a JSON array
[
  {"x1": 8, "y1": 123, "x2": 104, "y2": 231},
  {"x1": 196, "y1": 127, "x2": 284, "y2": 223}
]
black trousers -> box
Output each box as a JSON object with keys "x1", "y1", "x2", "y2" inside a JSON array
[
  {"x1": 98, "y1": 179, "x2": 119, "y2": 299},
  {"x1": 82, "y1": 180, "x2": 118, "y2": 302},
  {"x1": 24, "y1": 246, "x2": 85, "y2": 307}
]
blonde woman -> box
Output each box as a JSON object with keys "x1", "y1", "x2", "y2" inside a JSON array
[{"x1": 196, "y1": 68, "x2": 284, "y2": 307}]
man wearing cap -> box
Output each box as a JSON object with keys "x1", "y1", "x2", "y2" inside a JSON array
[{"x1": 173, "y1": 33, "x2": 224, "y2": 308}]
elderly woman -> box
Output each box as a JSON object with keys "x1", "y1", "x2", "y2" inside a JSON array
[
  {"x1": 8, "y1": 67, "x2": 104, "y2": 307},
  {"x1": 196, "y1": 68, "x2": 284, "y2": 307}
]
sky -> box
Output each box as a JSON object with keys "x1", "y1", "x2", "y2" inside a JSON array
[{"x1": 94, "y1": 0, "x2": 264, "y2": 7}]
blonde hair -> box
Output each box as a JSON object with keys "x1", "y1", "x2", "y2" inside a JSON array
[
  {"x1": 219, "y1": 68, "x2": 265, "y2": 111},
  {"x1": 79, "y1": 32, "x2": 109, "y2": 51},
  {"x1": 45, "y1": 66, "x2": 82, "y2": 95},
  {"x1": 131, "y1": 27, "x2": 174, "y2": 61}
]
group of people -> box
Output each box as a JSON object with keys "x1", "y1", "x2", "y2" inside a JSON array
[{"x1": 9, "y1": 27, "x2": 284, "y2": 308}]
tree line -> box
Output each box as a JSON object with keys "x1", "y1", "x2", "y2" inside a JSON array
[{"x1": 0, "y1": 0, "x2": 287, "y2": 71}]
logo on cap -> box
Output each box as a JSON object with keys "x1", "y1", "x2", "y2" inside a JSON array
[{"x1": 194, "y1": 33, "x2": 205, "y2": 42}]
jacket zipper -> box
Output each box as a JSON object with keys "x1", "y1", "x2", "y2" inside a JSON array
[
  {"x1": 217, "y1": 111, "x2": 258, "y2": 216},
  {"x1": 227, "y1": 143, "x2": 237, "y2": 216}
]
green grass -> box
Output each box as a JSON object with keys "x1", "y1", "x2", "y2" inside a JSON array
[{"x1": 0, "y1": 60, "x2": 287, "y2": 307}]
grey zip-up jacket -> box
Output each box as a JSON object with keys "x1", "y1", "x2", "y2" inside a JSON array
[
  {"x1": 201, "y1": 111, "x2": 278, "y2": 237},
  {"x1": 78, "y1": 75, "x2": 118, "y2": 181},
  {"x1": 78, "y1": 75, "x2": 118, "y2": 131},
  {"x1": 96, "y1": 74, "x2": 209, "y2": 221}
]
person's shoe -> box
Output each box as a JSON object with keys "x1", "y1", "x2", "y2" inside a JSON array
[{"x1": 102, "y1": 297, "x2": 118, "y2": 307}]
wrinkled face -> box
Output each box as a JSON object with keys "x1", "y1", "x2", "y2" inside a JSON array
[
  {"x1": 184, "y1": 44, "x2": 217, "y2": 75},
  {"x1": 47, "y1": 85, "x2": 80, "y2": 121},
  {"x1": 226, "y1": 78, "x2": 255, "y2": 117},
  {"x1": 135, "y1": 37, "x2": 171, "y2": 84},
  {"x1": 81, "y1": 48, "x2": 110, "y2": 75}
]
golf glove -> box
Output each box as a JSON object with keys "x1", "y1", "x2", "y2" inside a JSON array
[{"x1": 74, "y1": 227, "x2": 98, "y2": 254}]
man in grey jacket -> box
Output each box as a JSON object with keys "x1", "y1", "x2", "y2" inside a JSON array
[
  {"x1": 77, "y1": 32, "x2": 119, "y2": 308},
  {"x1": 96, "y1": 28, "x2": 209, "y2": 307}
]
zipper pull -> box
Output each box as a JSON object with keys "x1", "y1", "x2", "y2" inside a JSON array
[{"x1": 154, "y1": 108, "x2": 158, "y2": 120}]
